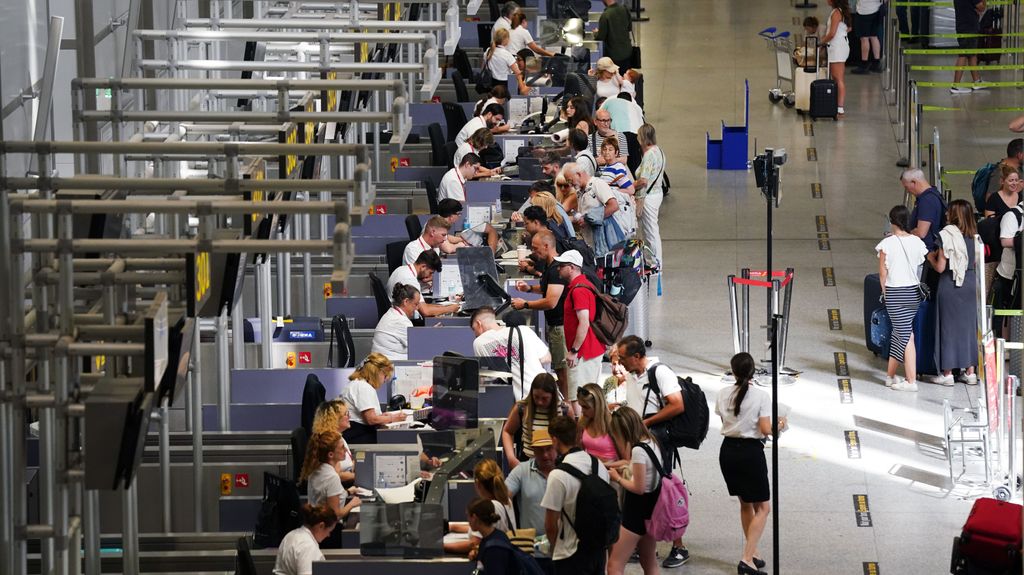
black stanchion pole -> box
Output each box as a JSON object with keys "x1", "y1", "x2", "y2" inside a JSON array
[
  {"x1": 771, "y1": 314, "x2": 781, "y2": 575},
  {"x1": 794, "y1": 0, "x2": 818, "y2": 8}
]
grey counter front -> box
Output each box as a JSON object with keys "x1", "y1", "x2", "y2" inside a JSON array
[{"x1": 314, "y1": 550, "x2": 474, "y2": 575}]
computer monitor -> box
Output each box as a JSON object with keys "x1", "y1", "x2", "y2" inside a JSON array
[
  {"x1": 431, "y1": 356, "x2": 480, "y2": 430},
  {"x1": 352, "y1": 446, "x2": 421, "y2": 490}
]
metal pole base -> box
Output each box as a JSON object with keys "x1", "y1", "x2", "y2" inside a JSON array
[{"x1": 794, "y1": 1, "x2": 818, "y2": 7}]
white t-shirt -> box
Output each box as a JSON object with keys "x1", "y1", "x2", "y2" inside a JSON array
[
  {"x1": 637, "y1": 363, "x2": 682, "y2": 420},
  {"x1": 509, "y1": 26, "x2": 535, "y2": 55},
  {"x1": 370, "y1": 307, "x2": 412, "y2": 360},
  {"x1": 856, "y1": 0, "x2": 883, "y2": 14},
  {"x1": 715, "y1": 385, "x2": 771, "y2": 439},
  {"x1": 493, "y1": 16, "x2": 513, "y2": 38},
  {"x1": 875, "y1": 234, "x2": 928, "y2": 287},
  {"x1": 454, "y1": 142, "x2": 476, "y2": 168},
  {"x1": 340, "y1": 438, "x2": 354, "y2": 473},
  {"x1": 997, "y1": 208, "x2": 1024, "y2": 280},
  {"x1": 487, "y1": 46, "x2": 518, "y2": 82},
  {"x1": 307, "y1": 462, "x2": 346, "y2": 507},
  {"x1": 540, "y1": 450, "x2": 610, "y2": 560},
  {"x1": 273, "y1": 526, "x2": 323, "y2": 575},
  {"x1": 472, "y1": 326, "x2": 549, "y2": 400},
  {"x1": 438, "y1": 167, "x2": 467, "y2": 202},
  {"x1": 631, "y1": 439, "x2": 662, "y2": 493},
  {"x1": 578, "y1": 177, "x2": 616, "y2": 218},
  {"x1": 455, "y1": 116, "x2": 487, "y2": 148},
  {"x1": 403, "y1": 237, "x2": 440, "y2": 265},
  {"x1": 387, "y1": 263, "x2": 422, "y2": 296},
  {"x1": 596, "y1": 78, "x2": 620, "y2": 100},
  {"x1": 343, "y1": 378, "x2": 383, "y2": 425}
]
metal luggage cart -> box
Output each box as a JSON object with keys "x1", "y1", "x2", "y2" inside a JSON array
[{"x1": 758, "y1": 27, "x2": 796, "y2": 108}]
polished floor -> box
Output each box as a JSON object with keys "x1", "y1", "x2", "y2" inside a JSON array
[{"x1": 632, "y1": 1, "x2": 1020, "y2": 573}]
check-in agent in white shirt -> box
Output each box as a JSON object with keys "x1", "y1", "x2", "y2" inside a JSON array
[
  {"x1": 370, "y1": 284, "x2": 420, "y2": 361},
  {"x1": 437, "y1": 154, "x2": 482, "y2": 203},
  {"x1": 402, "y1": 216, "x2": 452, "y2": 265},
  {"x1": 386, "y1": 250, "x2": 461, "y2": 318}
]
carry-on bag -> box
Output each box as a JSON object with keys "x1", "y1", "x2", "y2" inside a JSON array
[
  {"x1": 795, "y1": 36, "x2": 822, "y2": 112},
  {"x1": 863, "y1": 274, "x2": 889, "y2": 356},
  {"x1": 951, "y1": 498, "x2": 1022, "y2": 574}
]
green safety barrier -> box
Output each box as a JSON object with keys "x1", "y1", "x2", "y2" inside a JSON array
[
  {"x1": 922, "y1": 105, "x2": 1024, "y2": 112},
  {"x1": 904, "y1": 47, "x2": 1024, "y2": 55},
  {"x1": 893, "y1": 0, "x2": 1013, "y2": 6},
  {"x1": 993, "y1": 309, "x2": 1024, "y2": 316},
  {"x1": 944, "y1": 169, "x2": 978, "y2": 176},
  {"x1": 902, "y1": 32, "x2": 1024, "y2": 39},
  {"x1": 912, "y1": 64, "x2": 1024, "y2": 71},
  {"x1": 918, "y1": 81, "x2": 1024, "y2": 88}
]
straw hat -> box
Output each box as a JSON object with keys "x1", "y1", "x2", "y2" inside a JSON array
[
  {"x1": 530, "y1": 428, "x2": 554, "y2": 448},
  {"x1": 596, "y1": 57, "x2": 619, "y2": 75}
]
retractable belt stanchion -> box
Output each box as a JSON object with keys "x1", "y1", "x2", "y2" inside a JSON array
[{"x1": 727, "y1": 269, "x2": 797, "y2": 374}]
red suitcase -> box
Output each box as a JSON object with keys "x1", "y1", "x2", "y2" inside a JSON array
[{"x1": 955, "y1": 498, "x2": 1022, "y2": 573}]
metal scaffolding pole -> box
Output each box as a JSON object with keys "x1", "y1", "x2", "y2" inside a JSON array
[
  {"x1": 216, "y1": 307, "x2": 231, "y2": 431},
  {"x1": 190, "y1": 324, "x2": 204, "y2": 530}
]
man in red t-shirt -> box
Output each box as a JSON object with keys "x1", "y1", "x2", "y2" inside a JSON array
[{"x1": 555, "y1": 250, "x2": 606, "y2": 416}]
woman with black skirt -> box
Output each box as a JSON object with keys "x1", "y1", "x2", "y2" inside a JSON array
[{"x1": 716, "y1": 353, "x2": 784, "y2": 575}]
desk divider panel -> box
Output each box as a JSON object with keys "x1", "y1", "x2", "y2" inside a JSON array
[
  {"x1": 326, "y1": 297, "x2": 381, "y2": 329},
  {"x1": 406, "y1": 326, "x2": 476, "y2": 360}
]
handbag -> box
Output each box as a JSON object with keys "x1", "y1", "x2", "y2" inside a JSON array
[{"x1": 895, "y1": 235, "x2": 931, "y2": 300}]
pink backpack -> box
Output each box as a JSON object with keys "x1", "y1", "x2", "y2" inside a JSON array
[{"x1": 638, "y1": 443, "x2": 690, "y2": 542}]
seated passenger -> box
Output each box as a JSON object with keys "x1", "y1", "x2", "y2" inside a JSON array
[
  {"x1": 341, "y1": 352, "x2": 406, "y2": 444},
  {"x1": 370, "y1": 285, "x2": 420, "y2": 361},
  {"x1": 299, "y1": 431, "x2": 361, "y2": 521},
  {"x1": 403, "y1": 216, "x2": 454, "y2": 264},
  {"x1": 470, "y1": 306, "x2": 550, "y2": 400},
  {"x1": 387, "y1": 249, "x2": 461, "y2": 316},
  {"x1": 311, "y1": 401, "x2": 355, "y2": 485},
  {"x1": 273, "y1": 504, "x2": 338, "y2": 575},
  {"x1": 438, "y1": 153, "x2": 482, "y2": 202},
  {"x1": 454, "y1": 129, "x2": 501, "y2": 178},
  {"x1": 505, "y1": 428, "x2": 557, "y2": 532},
  {"x1": 437, "y1": 198, "x2": 499, "y2": 253}
]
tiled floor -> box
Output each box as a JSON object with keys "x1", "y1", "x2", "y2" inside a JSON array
[{"x1": 629, "y1": 1, "x2": 1020, "y2": 573}]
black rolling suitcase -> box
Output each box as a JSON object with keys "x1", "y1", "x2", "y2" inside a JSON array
[{"x1": 810, "y1": 77, "x2": 838, "y2": 120}]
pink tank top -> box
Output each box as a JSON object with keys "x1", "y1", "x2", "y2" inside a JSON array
[{"x1": 581, "y1": 429, "x2": 618, "y2": 461}]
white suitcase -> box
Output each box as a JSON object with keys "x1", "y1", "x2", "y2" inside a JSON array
[
  {"x1": 796, "y1": 36, "x2": 823, "y2": 112},
  {"x1": 624, "y1": 276, "x2": 651, "y2": 345}
]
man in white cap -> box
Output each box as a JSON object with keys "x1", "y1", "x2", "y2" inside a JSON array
[{"x1": 555, "y1": 249, "x2": 604, "y2": 416}]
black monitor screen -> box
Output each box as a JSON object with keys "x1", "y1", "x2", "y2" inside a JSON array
[{"x1": 431, "y1": 357, "x2": 479, "y2": 430}]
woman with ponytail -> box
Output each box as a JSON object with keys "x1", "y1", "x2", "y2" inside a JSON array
[
  {"x1": 444, "y1": 458, "x2": 518, "y2": 556},
  {"x1": 299, "y1": 430, "x2": 361, "y2": 523},
  {"x1": 715, "y1": 353, "x2": 784, "y2": 575}
]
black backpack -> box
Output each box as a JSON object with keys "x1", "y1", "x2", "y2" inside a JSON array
[
  {"x1": 556, "y1": 454, "x2": 621, "y2": 552},
  {"x1": 478, "y1": 531, "x2": 546, "y2": 575},
  {"x1": 253, "y1": 472, "x2": 302, "y2": 548},
  {"x1": 556, "y1": 236, "x2": 602, "y2": 290},
  {"x1": 644, "y1": 364, "x2": 710, "y2": 451},
  {"x1": 978, "y1": 215, "x2": 1004, "y2": 264}
]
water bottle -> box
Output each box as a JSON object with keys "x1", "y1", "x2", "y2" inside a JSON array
[
  {"x1": 463, "y1": 218, "x2": 470, "y2": 232},
  {"x1": 494, "y1": 198, "x2": 502, "y2": 219}
]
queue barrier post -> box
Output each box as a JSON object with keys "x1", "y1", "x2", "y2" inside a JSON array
[{"x1": 727, "y1": 269, "x2": 796, "y2": 369}]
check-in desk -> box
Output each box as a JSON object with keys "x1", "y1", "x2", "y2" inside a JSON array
[{"x1": 314, "y1": 551, "x2": 476, "y2": 575}]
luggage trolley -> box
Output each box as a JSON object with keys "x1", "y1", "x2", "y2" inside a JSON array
[{"x1": 758, "y1": 27, "x2": 796, "y2": 108}]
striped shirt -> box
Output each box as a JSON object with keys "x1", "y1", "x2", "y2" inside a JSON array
[
  {"x1": 600, "y1": 162, "x2": 634, "y2": 192},
  {"x1": 521, "y1": 405, "x2": 552, "y2": 459}
]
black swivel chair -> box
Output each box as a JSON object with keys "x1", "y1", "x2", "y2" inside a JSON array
[
  {"x1": 289, "y1": 427, "x2": 308, "y2": 482},
  {"x1": 235, "y1": 536, "x2": 258, "y2": 575},
  {"x1": 368, "y1": 272, "x2": 392, "y2": 319},
  {"x1": 428, "y1": 123, "x2": 447, "y2": 167},
  {"x1": 442, "y1": 102, "x2": 468, "y2": 145},
  {"x1": 385, "y1": 241, "x2": 407, "y2": 274},
  {"x1": 478, "y1": 23, "x2": 494, "y2": 50},
  {"x1": 405, "y1": 215, "x2": 423, "y2": 241},
  {"x1": 451, "y1": 69, "x2": 471, "y2": 103},
  {"x1": 444, "y1": 142, "x2": 459, "y2": 169},
  {"x1": 424, "y1": 178, "x2": 440, "y2": 215}
]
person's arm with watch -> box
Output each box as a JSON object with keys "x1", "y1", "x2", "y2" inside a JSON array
[{"x1": 511, "y1": 281, "x2": 563, "y2": 312}]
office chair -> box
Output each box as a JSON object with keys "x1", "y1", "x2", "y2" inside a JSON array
[
  {"x1": 289, "y1": 427, "x2": 308, "y2": 482},
  {"x1": 235, "y1": 536, "x2": 258, "y2": 575},
  {"x1": 444, "y1": 142, "x2": 459, "y2": 169},
  {"x1": 442, "y1": 102, "x2": 468, "y2": 144},
  {"x1": 385, "y1": 241, "x2": 407, "y2": 275},
  {"x1": 405, "y1": 215, "x2": 423, "y2": 241},
  {"x1": 424, "y1": 178, "x2": 440, "y2": 215},
  {"x1": 451, "y1": 69, "x2": 471, "y2": 103},
  {"x1": 428, "y1": 123, "x2": 447, "y2": 166},
  {"x1": 368, "y1": 272, "x2": 392, "y2": 319}
]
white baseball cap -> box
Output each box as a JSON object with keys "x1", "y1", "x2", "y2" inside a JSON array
[{"x1": 553, "y1": 250, "x2": 583, "y2": 268}]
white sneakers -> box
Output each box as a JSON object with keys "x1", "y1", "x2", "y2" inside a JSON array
[
  {"x1": 891, "y1": 380, "x2": 919, "y2": 392},
  {"x1": 922, "y1": 374, "x2": 955, "y2": 387},
  {"x1": 950, "y1": 87, "x2": 972, "y2": 94},
  {"x1": 973, "y1": 82, "x2": 989, "y2": 91},
  {"x1": 884, "y1": 375, "x2": 902, "y2": 388}
]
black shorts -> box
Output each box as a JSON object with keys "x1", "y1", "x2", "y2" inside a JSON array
[
  {"x1": 553, "y1": 547, "x2": 606, "y2": 575},
  {"x1": 854, "y1": 10, "x2": 883, "y2": 37},
  {"x1": 958, "y1": 35, "x2": 979, "y2": 53},
  {"x1": 621, "y1": 489, "x2": 660, "y2": 535},
  {"x1": 718, "y1": 437, "x2": 770, "y2": 503}
]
